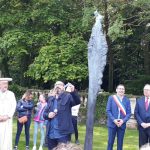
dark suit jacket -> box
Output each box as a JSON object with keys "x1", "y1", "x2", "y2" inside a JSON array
[
  {"x1": 106, "y1": 95, "x2": 131, "y2": 129},
  {"x1": 134, "y1": 96, "x2": 150, "y2": 130}
]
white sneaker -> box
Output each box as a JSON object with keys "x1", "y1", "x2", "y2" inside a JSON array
[
  {"x1": 32, "y1": 146, "x2": 36, "y2": 150},
  {"x1": 39, "y1": 146, "x2": 43, "y2": 150}
]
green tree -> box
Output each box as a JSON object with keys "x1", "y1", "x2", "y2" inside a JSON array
[
  {"x1": 104, "y1": 0, "x2": 150, "y2": 89},
  {"x1": 27, "y1": 32, "x2": 88, "y2": 82}
]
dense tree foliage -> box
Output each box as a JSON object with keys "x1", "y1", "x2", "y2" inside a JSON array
[
  {"x1": 0, "y1": 0, "x2": 149, "y2": 92},
  {"x1": 101, "y1": 0, "x2": 150, "y2": 91}
]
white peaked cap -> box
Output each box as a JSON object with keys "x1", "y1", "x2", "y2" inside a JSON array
[{"x1": 0, "y1": 78, "x2": 13, "y2": 81}]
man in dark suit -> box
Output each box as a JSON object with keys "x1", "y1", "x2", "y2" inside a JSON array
[
  {"x1": 106, "y1": 84, "x2": 131, "y2": 150},
  {"x1": 43, "y1": 81, "x2": 80, "y2": 150},
  {"x1": 134, "y1": 84, "x2": 150, "y2": 148}
]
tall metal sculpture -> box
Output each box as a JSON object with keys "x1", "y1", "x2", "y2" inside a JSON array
[{"x1": 84, "y1": 11, "x2": 108, "y2": 150}]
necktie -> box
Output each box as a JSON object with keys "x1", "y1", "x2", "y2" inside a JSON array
[{"x1": 145, "y1": 97, "x2": 149, "y2": 111}]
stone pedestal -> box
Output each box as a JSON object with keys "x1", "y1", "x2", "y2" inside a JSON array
[{"x1": 127, "y1": 97, "x2": 138, "y2": 129}]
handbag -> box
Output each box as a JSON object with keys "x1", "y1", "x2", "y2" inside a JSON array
[{"x1": 18, "y1": 116, "x2": 28, "y2": 124}]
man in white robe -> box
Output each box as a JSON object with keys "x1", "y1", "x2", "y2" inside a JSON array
[{"x1": 0, "y1": 78, "x2": 16, "y2": 150}]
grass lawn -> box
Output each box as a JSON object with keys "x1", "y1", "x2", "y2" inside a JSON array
[{"x1": 13, "y1": 120, "x2": 138, "y2": 150}]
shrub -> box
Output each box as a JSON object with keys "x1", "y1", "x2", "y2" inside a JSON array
[
  {"x1": 125, "y1": 75, "x2": 150, "y2": 95},
  {"x1": 79, "y1": 92, "x2": 110, "y2": 124},
  {"x1": 9, "y1": 84, "x2": 27, "y2": 100},
  {"x1": 79, "y1": 92, "x2": 138, "y2": 124},
  {"x1": 95, "y1": 92, "x2": 110, "y2": 123}
]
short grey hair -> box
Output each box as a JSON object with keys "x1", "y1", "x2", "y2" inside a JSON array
[{"x1": 54, "y1": 81, "x2": 64, "y2": 86}]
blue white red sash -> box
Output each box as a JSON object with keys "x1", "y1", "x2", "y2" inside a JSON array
[{"x1": 112, "y1": 95, "x2": 126, "y2": 116}]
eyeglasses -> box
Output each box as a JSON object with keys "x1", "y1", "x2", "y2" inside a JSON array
[
  {"x1": 144, "y1": 89, "x2": 150, "y2": 91},
  {"x1": 117, "y1": 88, "x2": 125, "y2": 90},
  {"x1": 55, "y1": 84, "x2": 64, "y2": 86}
]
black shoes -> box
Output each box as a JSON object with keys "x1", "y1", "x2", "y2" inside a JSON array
[
  {"x1": 13, "y1": 146, "x2": 18, "y2": 150},
  {"x1": 14, "y1": 146, "x2": 29, "y2": 150},
  {"x1": 75, "y1": 139, "x2": 80, "y2": 145},
  {"x1": 26, "y1": 146, "x2": 29, "y2": 150}
]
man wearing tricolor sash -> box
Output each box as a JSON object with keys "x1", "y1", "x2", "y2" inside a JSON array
[{"x1": 106, "y1": 84, "x2": 131, "y2": 150}]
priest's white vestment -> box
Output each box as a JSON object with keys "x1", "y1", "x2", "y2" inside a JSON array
[{"x1": 0, "y1": 90, "x2": 16, "y2": 150}]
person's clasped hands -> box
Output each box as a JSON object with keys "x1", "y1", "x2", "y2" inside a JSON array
[
  {"x1": 114, "y1": 119, "x2": 124, "y2": 127},
  {"x1": 0, "y1": 115, "x2": 9, "y2": 122},
  {"x1": 141, "y1": 122, "x2": 150, "y2": 129}
]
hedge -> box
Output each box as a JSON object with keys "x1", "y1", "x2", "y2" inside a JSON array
[{"x1": 79, "y1": 92, "x2": 110, "y2": 124}]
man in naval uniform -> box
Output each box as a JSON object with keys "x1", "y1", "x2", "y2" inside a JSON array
[{"x1": 0, "y1": 78, "x2": 16, "y2": 150}]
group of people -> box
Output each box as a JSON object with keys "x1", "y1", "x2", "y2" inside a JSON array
[
  {"x1": 0, "y1": 78, "x2": 81, "y2": 150},
  {"x1": 0, "y1": 77, "x2": 150, "y2": 150},
  {"x1": 13, "y1": 90, "x2": 47, "y2": 150},
  {"x1": 106, "y1": 84, "x2": 150, "y2": 150}
]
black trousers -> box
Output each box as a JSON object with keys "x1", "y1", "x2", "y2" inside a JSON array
[
  {"x1": 14, "y1": 117, "x2": 31, "y2": 146},
  {"x1": 72, "y1": 116, "x2": 78, "y2": 141},
  {"x1": 139, "y1": 127, "x2": 150, "y2": 148}
]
